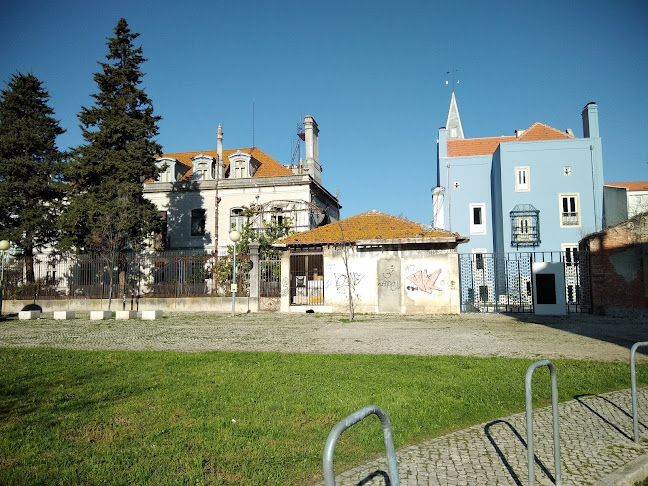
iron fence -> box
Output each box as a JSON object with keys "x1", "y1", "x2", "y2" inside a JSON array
[
  {"x1": 458, "y1": 250, "x2": 590, "y2": 313},
  {"x1": 259, "y1": 257, "x2": 281, "y2": 297},
  {"x1": 1, "y1": 250, "x2": 251, "y2": 301}
]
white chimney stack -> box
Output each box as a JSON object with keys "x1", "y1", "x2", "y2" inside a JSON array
[
  {"x1": 303, "y1": 115, "x2": 322, "y2": 184},
  {"x1": 217, "y1": 124, "x2": 224, "y2": 179}
]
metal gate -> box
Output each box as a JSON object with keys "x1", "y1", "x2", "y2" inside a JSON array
[
  {"x1": 458, "y1": 251, "x2": 590, "y2": 313},
  {"x1": 289, "y1": 252, "x2": 324, "y2": 306},
  {"x1": 259, "y1": 258, "x2": 281, "y2": 311}
]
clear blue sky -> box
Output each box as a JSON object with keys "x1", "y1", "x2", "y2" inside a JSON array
[{"x1": 1, "y1": 0, "x2": 646, "y2": 225}]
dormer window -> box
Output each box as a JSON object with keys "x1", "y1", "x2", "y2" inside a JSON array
[
  {"x1": 156, "y1": 157, "x2": 178, "y2": 183},
  {"x1": 227, "y1": 150, "x2": 258, "y2": 179},
  {"x1": 191, "y1": 154, "x2": 215, "y2": 181},
  {"x1": 234, "y1": 160, "x2": 246, "y2": 178}
]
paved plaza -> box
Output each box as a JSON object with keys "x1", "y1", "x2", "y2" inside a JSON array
[{"x1": 328, "y1": 388, "x2": 648, "y2": 485}]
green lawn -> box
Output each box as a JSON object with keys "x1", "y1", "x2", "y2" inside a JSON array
[{"x1": 0, "y1": 348, "x2": 645, "y2": 485}]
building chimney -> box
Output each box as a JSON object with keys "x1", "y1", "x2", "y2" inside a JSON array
[
  {"x1": 303, "y1": 115, "x2": 322, "y2": 184},
  {"x1": 581, "y1": 102, "x2": 599, "y2": 138},
  {"x1": 216, "y1": 124, "x2": 224, "y2": 179}
]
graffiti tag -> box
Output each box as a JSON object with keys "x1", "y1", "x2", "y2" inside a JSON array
[
  {"x1": 378, "y1": 264, "x2": 401, "y2": 292},
  {"x1": 406, "y1": 268, "x2": 442, "y2": 294},
  {"x1": 335, "y1": 272, "x2": 365, "y2": 294}
]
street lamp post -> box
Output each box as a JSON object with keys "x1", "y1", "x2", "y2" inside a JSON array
[
  {"x1": 0, "y1": 240, "x2": 10, "y2": 317},
  {"x1": 229, "y1": 230, "x2": 241, "y2": 316}
]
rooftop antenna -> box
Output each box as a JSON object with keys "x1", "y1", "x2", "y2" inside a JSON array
[
  {"x1": 252, "y1": 99, "x2": 255, "y2": 148},
  {"x1": 290, "y1": 114, "x2": 305, "y2": 168},
  {"x1": 446, "y1": 68, "x2": 460, "y2": 90}
]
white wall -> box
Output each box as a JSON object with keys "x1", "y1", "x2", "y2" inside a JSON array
[
  {"x1": 281, "y1": 245, "x2": 461, "y2": 314},
  {"x1": 144, "y1": 178, "x2": 314, "y2": 251}
]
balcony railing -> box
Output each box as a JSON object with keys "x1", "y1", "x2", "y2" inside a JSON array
[{"x1": 561, "y1": 212, "x2": 579, "y2": 226}]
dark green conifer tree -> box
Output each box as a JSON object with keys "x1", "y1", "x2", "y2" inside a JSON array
[
  {"x1": 0, "y1": 73, "x2": 65, "y2": 282},
  {"x1": 60, "y1": 18, "x2": 162, "y2": 255}
]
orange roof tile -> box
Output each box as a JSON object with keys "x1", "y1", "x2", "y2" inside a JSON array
[
  {"x1": 154, "y1": 147, "x2": 293, "y2": 181},
  {"x1": 605, "y1": 181, "x2": 648, "y2": 192},
  {"x1": 447, "y1": 136, "x2": 516, "y2": 157},
  {"x1": 275, "y1": 210, "x2": 463, "y2": 246},
  {"x1": 447, "y1": 122, "x2": 575, "y2": 157},
  {"x1": 516, "y1": 122, "x2": 575, "y2": 142}
]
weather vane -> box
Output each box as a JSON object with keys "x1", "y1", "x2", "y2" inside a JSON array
[{"x1": 446, "y1": 68, "x2": 460, "y2": 89}]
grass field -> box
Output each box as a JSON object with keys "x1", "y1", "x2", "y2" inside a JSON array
[{"x1": 1, "y1": 347, "x2": 646, "y2": 485}]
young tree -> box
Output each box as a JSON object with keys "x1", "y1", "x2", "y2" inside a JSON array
[
  {"x1": 60, "y1": 18, "x2": 162, "y2": 256},
  {"x1": 0, "y1": 73, "x2": 66, "y2": 282}
]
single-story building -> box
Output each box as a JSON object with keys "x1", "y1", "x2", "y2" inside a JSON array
[{"x1": 273, "y1": 210, "x2": 469, "y2": 314}]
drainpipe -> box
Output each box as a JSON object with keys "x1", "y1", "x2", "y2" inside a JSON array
[{"x1": 590, "y1": 144, "x2": 598, "y2": 231}]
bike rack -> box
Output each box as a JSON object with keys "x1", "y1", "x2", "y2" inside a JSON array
[
  {"x1": 525, "y1": 360, "x2": 561, "y2": 486},
  {"x1": 630, "y1": 342, "x2": 648, "y2": 443},
  {"x1": 322, "y1": 405, "x2": 399, "y2": 486}
]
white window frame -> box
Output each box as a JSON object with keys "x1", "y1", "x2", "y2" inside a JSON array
[
  {"x1": 515, "y1": 166, "x2": 530, "y2": 192},
  {"x1": 515, "y1": 216, "x2": 534, "y2": 242},
  {"x1": 234, "y1": 161, "x2": 246, "y2": 179},
  {"x1": 191, "y1": 208, "x2": 206, "y2": 236},
  {"x1": 230, "y1": 208, "x2": 245, "y2": 232},
  {"x1": 561, "y1": 243, "x2": 579, "y2": 265},
  {"x1": 472, "y1": 248, "x2": 487, "y2": 271},
  {"x1": 469, "y1": 203, "x2": 487, "y2": 235},
  {"x1": 559, "y1": 193, "x2": 580, "y2": 227}
]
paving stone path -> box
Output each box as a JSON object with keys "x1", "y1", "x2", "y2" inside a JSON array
[{"x1": 327, "y1": 388, "x2": 648, "y2": 485}]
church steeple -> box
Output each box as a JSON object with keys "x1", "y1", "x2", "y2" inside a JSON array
[{"x1": 445, "y1": 91, "x2": 464, "y2": 140}]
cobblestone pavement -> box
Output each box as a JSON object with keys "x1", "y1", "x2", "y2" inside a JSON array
[{"x1": 328, "y1": 388, "x2": 648, "y2": 485}]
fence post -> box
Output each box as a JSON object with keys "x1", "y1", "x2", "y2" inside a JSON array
[
  {"x1": 525, "y1": 359, "x2": 561, "y2": 486},
  {"x1": 323, "y1": 405, "x2": 399, "y2": 486},
  {"x1": 631, "y1": 342, "x2": 648, "y2": 443},
  {"x1": 248, "y1": 242, "x2": 260, "y2": 312}
]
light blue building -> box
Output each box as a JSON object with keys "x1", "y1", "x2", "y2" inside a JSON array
[
  {"x1": 433, "y1": 93, "x2": 604, "y2": 259},
  {"x1": 432, "y1": 94, "x2": 604, "y2": 311}
]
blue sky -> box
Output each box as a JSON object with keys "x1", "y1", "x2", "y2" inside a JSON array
[{"x1": 1, "y1": 0, "x2": 646, "y2": 225}]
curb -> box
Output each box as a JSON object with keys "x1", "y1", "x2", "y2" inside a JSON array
[{"x1": 594, "y1": 454, "x2": 648, "y2": 486}]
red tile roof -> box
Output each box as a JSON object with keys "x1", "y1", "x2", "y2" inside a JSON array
[
  {"x1": 153, "y1": 147, "x2": 293, "y2": 181},
  {"x1": 517, "y1": 122, "x2": 575, "y2": 142},
  {"x1": 275, "y1": 210, "x2": 463, "y2": 246},
  {"x1": 447, "y1": 136, "x2": 516, "y2": 157},
  {"x1": 605, "y1": 181, "x2": 648, "y2": 192},
  {"x1": 447, "y1": 122, "x2": 575, "y2": 157}
]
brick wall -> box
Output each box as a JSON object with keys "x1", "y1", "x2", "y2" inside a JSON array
[{"x1": 580, "y1": 212, "x2": 648, "y2": 315}]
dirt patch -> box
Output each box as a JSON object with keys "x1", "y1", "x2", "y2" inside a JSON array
[{"x1": 0, "y1": 311, "x2": 646, "y2": 362}]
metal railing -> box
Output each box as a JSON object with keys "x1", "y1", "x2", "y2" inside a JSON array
[
  {"x1": 631, "y1": 342, "x2": 648, "y2": 443},
  {"x1": 1, "y1": 250, "x2": 251, "y2": 300},
  {"x1": 323, "y1": 405, "x2": 399, "y2": 486},
  {"x1": 525, "y1": 360, "x2": 561, "y2": 486}
]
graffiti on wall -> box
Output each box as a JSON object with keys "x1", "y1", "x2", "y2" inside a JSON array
[
  {"x1": 406, "y1": 268, "x2": 443, "y2": 294},
  {"x1": 334, "y1": 272, "x2": 365, "y2": 294},
  {"x1": 377, "y1": 264, "x2": 401, "y2": 292}
]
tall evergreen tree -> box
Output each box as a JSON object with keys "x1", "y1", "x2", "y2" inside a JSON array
[
  {"x1": 60, "y1": 18, "x2": 162, "y2": 255},
  {"x1": 0, "y1": 73, "x2": 66, "y2": 282}
]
